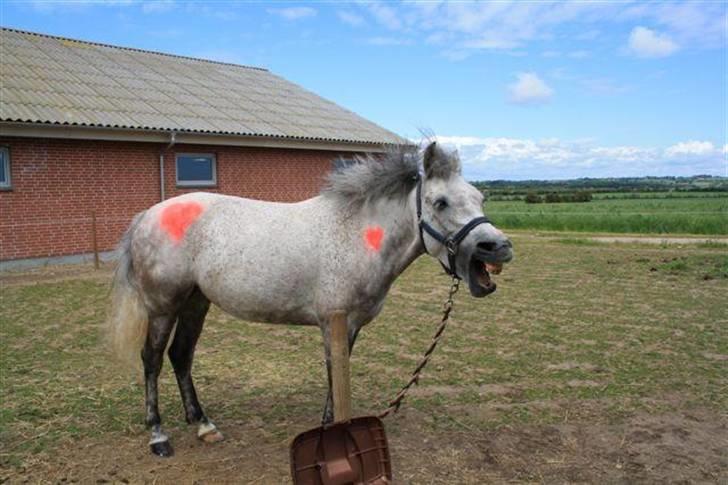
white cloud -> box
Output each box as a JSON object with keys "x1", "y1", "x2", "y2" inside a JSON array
[
  {"x1": 665, "y1": 140, "x2": 716, "y2": 157},
  {"x1": 483, "y1": 138, "x2": 575, "y2": 164},
  {"x1": 365, "y1": 2, "x2": 402, "y2": 30},
  {"x1": 425, "y1": 32, "x2": 449, "y2": 45},
  {"x1": 581, "y1": 78, "x2": 630, "y2": 95},
  {"x1": 627, "y1": 2, "x2": 726, "y2": 49},
  {"x1": 507, "y1": 73, "x2": 554, "y2": 105},
  {"x1": 628, "y1": 26, "x2": 679, "y2": 58},
  {"x1": 440, "y1": 49, "x2": 471, "y2": 62},
  {"x1": 366, "y1": 37, "x2": 413, "y2": 46},
  {"x1": 141, "y1": 0, "x2": 174, "y2": 14},
  {"x1": 436, "y1": 136, "x2": 580, "y2": 167},
  {"x1": 462, "y1": 36, "x2": 520, "y2": 50},
  {"x1": 27, "y1": 0, "x2": 135, "y2": 13},
  {"x1": 433, "y1": 136, "x2": 490, "y2": 147},
  {"x1": 568, "y1": 50, "x2": 589, "y2": 59},
  {"x1": 267, "y1": 6, "x2": 316, "y2": 21},
  {"x1": 404, "y1": 1, "x2": 613, "y2": 55},
  {"x1": 588, "y1": 145, "x2": 659, "y2": 162},
  {"x1": 575, "y1": 29, "x2": 600, "y2": 40},
  {"x1": 337, "y1": 10, "x2": 365, "y2": 27},
  {"x1": 372, "y1": 2, "x2": 724, "y2": 59},
  {"x1": 433, "y1": 135, "x2": 723, "y2": 180}
]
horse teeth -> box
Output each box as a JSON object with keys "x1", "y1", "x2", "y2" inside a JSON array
[{"x1": 485, "y1": 263, "x2": 503, "y2": 275}]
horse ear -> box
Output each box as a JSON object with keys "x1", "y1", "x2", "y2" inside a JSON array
[
  {"x1": 423, "y1": 141, "x2": 459, "y2": 179},
  {"x1": 423, "y1": 141, "x2": 440, "y2": 179}
]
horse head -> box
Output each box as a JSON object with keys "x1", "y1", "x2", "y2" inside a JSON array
[{"x1": 417, "y1": 141, "x2": 513, "y2": 297}]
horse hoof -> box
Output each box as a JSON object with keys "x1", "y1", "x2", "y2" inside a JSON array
[
  {"x1": 199, "y1": 429, "x2": 224, "y2": 443},
  {"x1": 150, "y1": 440, "x2": 174, "y2": 457}
]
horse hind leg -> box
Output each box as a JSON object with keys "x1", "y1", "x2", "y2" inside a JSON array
[
  {"x1": 168, "y1": 287, "x2": 223, "y2": 443},
  {"x1": 143, "y1": 314, "x2": 177, "y2": 457}
]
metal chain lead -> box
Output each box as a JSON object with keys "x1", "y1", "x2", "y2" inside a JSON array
[{"x1": 378, "y1": 276, "x2": 460, "y2": 419}]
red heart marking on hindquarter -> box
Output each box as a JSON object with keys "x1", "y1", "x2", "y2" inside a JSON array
[
  {"x1": 364, "y1": 226, "x2": 384, "y2": 252},
  {"x1": 160, "y1": 202, "x2": 204, "y2": 242}
]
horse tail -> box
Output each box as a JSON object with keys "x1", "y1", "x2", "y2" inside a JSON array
[{"x1": 105, "y1": 211, "x2": 148, "y2": 367}]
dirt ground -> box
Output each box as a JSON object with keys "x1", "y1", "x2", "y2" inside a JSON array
[
  {"x1": 585, "y1": 236, "x2": 728, "y2": 245},
  {"x1": 6, "y1": 405, "x2": 726, "y2": 484}
]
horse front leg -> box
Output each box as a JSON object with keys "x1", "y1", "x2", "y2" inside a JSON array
[
  {"x1": 142, "y1": 314, "x2": 176, "y2": 457},
  {"x1": 321, "y1": 324, "x2": 360, "y2": 425}
]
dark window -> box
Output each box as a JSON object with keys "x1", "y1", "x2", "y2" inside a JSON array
[
  {"x1": 0, "y1": 147, "x2": 10, "y2": 190},
  {"x1": 176, "y1": 153, "x2": 216, "y2": 187}
]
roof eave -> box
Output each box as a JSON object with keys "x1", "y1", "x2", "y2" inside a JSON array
[{"x1": 0, "y1": 121, "x2": 403, "y2": 153}]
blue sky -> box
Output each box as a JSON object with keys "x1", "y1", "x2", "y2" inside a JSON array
[{"x1": 1, "y1": 1, "x2": 726, "y2": 180}]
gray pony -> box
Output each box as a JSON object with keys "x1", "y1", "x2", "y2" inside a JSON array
[{"x1": 106, "y1": 141, "x2": 513, "y2": 457}]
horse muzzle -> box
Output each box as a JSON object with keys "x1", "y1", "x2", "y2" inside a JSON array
[{"x1": 465, "y1": 239, "x2": 513, "y2": 298}]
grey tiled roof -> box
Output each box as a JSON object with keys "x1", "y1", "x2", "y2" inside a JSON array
[{"x1": 0, "y1": 28, "x2": 405, "y2": 146}]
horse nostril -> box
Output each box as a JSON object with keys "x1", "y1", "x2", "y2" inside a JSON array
[
  {"x1": 477, "y1": 241, "x2": 498, "y2": 252},
  {"x1": 477, "y1": 239, "x2": 512, "y2": 252}
]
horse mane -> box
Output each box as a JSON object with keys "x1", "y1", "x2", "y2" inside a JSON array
[{"x1": 321, "y1": 145, "x2": 420, "y2": 212}]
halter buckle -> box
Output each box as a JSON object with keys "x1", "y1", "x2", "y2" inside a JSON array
[{"x1": 445, "y1": 239, "x2": 458, "y2": 256}]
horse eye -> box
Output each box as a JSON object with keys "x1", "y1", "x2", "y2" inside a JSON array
[{"x1": 434, "y1": 198, "x2": 448, "y2": 210}]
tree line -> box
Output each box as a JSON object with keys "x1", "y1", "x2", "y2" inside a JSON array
[
  {"x1": 473, "y1": 175, "x2": 728, "y2": 197},
  {"x1": 523, "y1": 191, "x2": 593, "y2": 204}
]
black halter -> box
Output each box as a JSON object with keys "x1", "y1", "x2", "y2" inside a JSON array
[{"x1": 416, "y1": 174, "x2": 491, "y2": 279}]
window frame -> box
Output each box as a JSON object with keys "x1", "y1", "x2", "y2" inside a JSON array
[
  {"x1": 0, "y1": 146, "x2": 11, "y2": 191},
  {"x1": 175, "y1": 152, "x2": 217, "y2": 188}
]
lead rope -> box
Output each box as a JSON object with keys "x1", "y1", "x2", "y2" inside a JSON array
[{"x1": 378, "y1": 276, "x2": 460, "y2": 419}]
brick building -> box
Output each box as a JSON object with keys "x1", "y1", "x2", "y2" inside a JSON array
[{"x1": 0, "y1": 28, "x2": 403, "y2": 266}]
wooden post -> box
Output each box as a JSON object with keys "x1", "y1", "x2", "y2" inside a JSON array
[
  {"x1": 330, "y1": 311, "x2": 352, "y2": 423},
  {"x1": 91, "y1": 211, "x2": 100, "y2": 270}
]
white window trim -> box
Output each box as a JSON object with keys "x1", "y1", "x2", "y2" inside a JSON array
[
  {"x1": 175, "y1": 153, "x2": 217, "y2": 187},
  {"x1": 0, "y1": 146, "x2": 10, "y2": 190}
]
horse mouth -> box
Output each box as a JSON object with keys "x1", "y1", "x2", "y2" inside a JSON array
[{"x1": 467, "y1": 257, "x2": 502, "y2": 297}]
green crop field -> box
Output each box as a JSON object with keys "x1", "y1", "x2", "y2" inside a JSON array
[
  {"x1": 592, "y1": 191, "x2": 728, "y2": 200},
  {"x1": 486, "y1": 194, "x2": 728, "y2": 235}
]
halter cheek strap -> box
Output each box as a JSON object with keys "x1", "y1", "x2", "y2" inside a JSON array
[{"x1": 416, "y1": 175, "x2": 491, "y2": 279}]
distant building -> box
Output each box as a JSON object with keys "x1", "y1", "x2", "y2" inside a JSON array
[{"x1": 0, "y1": 28, "x2": 403, "y2": 265}]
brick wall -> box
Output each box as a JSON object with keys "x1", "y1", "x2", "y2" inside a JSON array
[{"x1": 0, "y1": 137, "x2": 355, "y2": 261}]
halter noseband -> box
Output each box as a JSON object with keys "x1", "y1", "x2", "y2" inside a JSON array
[{"x1": 416, "y1": 174, "x2": 491, "y2": 279}]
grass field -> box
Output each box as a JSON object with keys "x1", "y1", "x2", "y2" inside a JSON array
[
  {"x1": 486, "y1": 195, "x2": 728, "y2": 234},
  {"x1": 592, "y1": 191, "x2": 728, "y2": 200},
  {"x1": 1, "y1": 236, "x2": 726, "y2": 482}
]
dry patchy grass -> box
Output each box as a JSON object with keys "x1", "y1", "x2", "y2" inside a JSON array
[{"x1": 1, "y1": 237, "x2": 726, "y2": 483}]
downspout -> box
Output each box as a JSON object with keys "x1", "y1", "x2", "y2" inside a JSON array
[{"x1": 159, "y1": 131, "x2": 176, "y2": 201}]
